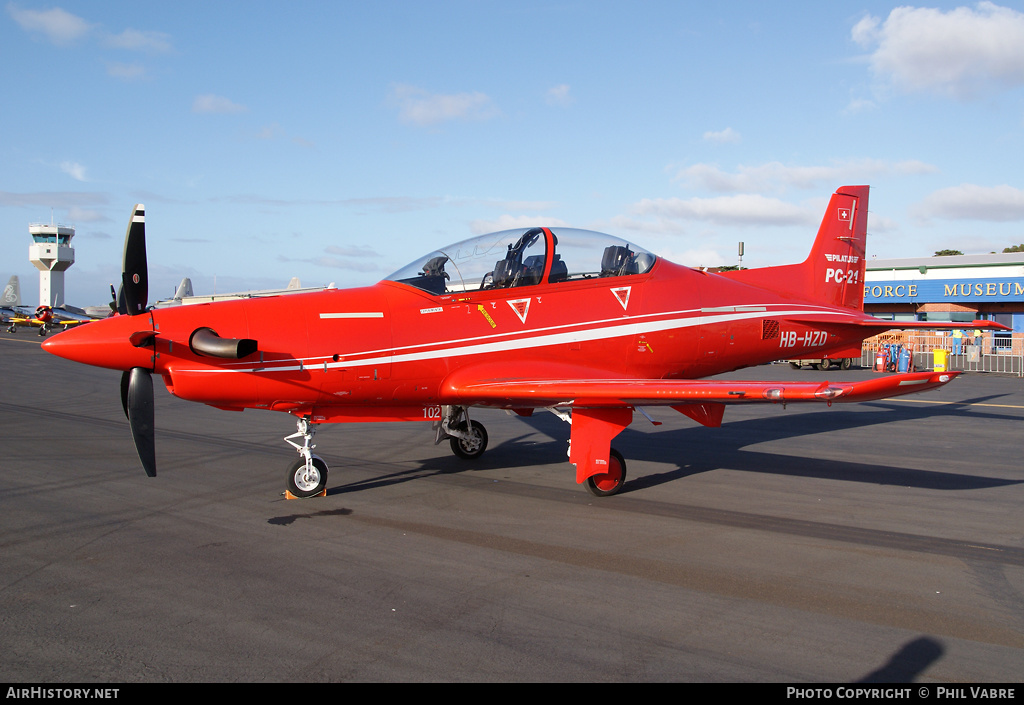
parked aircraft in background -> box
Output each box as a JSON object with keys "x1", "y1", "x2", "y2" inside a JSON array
[
  {"x1": 42, "y1": 188, "x2": 1008, "y2": 498},
  {"x1": 152, "y1": 276, "x2": 321, "y2": 308},
  {"x1": 2, "y1": 276, "x2": 93, "y2": 335}
]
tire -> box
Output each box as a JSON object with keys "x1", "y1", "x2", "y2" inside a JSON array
[
  {"x1": 789, "y1": 362, "x2": 801, "y2": 369},
  {"x1": 287, "y1": 456, "x2": 328, "y2": 498},
  {"x1": 450, "y1": 420, "x2": 488, "y2": 460},
  {"x1": 585, "y1": 449, "x2": 627, "y2": 497},
  {"x1": 841, "y1": 358, "x2": 852, "y2": 370}
]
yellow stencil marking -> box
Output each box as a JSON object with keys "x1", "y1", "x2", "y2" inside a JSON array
[{"x1": 477, "y1": 305, "x2": 496, "y2": 328}]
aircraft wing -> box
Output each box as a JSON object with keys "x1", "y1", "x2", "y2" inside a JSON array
[
  {"x1": 442, "y1": 368, "x2": 958, "y2": 410},
  {"x1": 52, "y1": 307, "x2": 96, "y2": 323}
]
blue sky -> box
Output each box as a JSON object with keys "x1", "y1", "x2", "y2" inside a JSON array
[{"x1": 3, "y1": 1, "x2": 1024, "y2": 307}]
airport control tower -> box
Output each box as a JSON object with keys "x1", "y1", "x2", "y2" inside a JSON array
[{"x1": 29, "y1": 221, "x2": 75, "y2": 308}]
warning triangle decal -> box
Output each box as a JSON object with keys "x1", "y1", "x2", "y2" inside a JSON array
[
  {"x1": 507, "y1": 298, "x2": 531, "y2": 323},
  {"x1": 611, "y1": 286, "x2": 631, "y2": 310}
]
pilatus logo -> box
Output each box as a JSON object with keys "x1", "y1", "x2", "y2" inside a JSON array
[{"x1": 824, "y1": 254, "x2": 859, "y2": 264}]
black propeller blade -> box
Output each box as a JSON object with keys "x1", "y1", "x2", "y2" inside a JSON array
[
  {"x1": 122, "y1": 367, "x2": 156, "y2": 477},
  {"x1": 116, "y1": 204, "x2": 157, "y2": 477},
  {"x1": 121, "y1": 204, "x2": 148, "y2": 315}
]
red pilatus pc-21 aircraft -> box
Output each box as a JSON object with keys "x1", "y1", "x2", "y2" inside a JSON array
[{"x1": 42, "y1": 186, "x2": 1006, "y2": 498}]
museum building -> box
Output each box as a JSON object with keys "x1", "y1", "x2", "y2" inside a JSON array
[{"x1": 863, "y1": 253, "x2": 1024, "y2": 351}]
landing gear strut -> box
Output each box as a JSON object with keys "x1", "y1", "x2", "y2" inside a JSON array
[{"x1": 284, "y1": 416, "x2": 328, "y2": 498}]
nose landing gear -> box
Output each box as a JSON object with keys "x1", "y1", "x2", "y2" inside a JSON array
[{"x1": 284, "y1": 417, "x2": 328, "y2": 498}]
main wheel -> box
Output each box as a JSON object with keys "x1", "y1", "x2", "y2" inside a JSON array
[
  {"x1": 450, "y1": 420, "x2": 488, "y2": 459},
  {"x1": 287, "y1": 456, "x2": 328, "y2": 498},
  {"x1": 585, "y1": 449, "x2": 627, "y2": 497}
]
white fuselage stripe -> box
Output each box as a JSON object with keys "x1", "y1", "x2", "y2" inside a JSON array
[{"x1": 319, "y1": 312, "x2": 385, "y2": 319}]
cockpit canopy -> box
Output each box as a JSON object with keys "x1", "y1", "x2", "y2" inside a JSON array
[{"x1": 386, "y1": 227, "x2": 656, "y2": 295}]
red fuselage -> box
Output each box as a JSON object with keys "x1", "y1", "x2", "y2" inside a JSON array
[{"x1": 45, "y1": 256, "x2": 867, "y2": 423}]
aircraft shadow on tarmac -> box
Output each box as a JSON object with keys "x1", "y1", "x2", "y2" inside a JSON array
[
  {"x1": 856, "y1": 636, "x2": 944, "y2": 684},
  {"x1": 323, "y1": 393, "x2": 1021, "y2": 497}
]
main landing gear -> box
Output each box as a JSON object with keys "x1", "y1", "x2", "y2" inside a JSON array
[
  {"x1": 278, "y1": 406, "x2": 630, "y2": 499},
  {"x1": 284, "y1": 417, "x2": 328, "y2": 498},
  {"x1": 584, "y1": 449, "x2": 627, "y2": 497},
  {"x1": 435, "y1": 405, "x2": 489, "y2": 460}
]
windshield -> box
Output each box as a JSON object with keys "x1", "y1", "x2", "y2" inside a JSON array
[{"x1": 386, "y1": 227, "x2": 655, "y2": 295}]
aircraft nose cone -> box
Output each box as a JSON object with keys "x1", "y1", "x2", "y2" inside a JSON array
[{"x1": 42, "y1": 315, "x2": 155, "y2": 371}]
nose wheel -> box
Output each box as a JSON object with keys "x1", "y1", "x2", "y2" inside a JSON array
[{"x1": 287, "y1": 455, "x2": 329, "y2": 498}]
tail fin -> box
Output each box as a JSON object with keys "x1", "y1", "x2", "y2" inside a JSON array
[
  {"x1": 720, "y1": 185, "x2": 869, "y2": 310},
  {"x1": 173, "y1": 277, "x2": 194, "y2": 300},
  {"x1": 2, "y1": 276, "x2": 21, "y2": 307},
  {"x1": 805, "y1": 185, "x2": 869, "y2": 309}
]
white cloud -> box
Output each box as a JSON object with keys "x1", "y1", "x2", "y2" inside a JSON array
[
  {"x1": 391, "y1": 84, "x2": 499, "y2": 126},
  {"x1": 702, "y1": 127, "x2": 741, "y2": 144},
  {"x1": 104, "y1": 28, "x2": 172, "y2": 53},
  {"x1": 192, "y1": 94, "x2": 248, "y2": 114},
  {"x1": 60, "y1": 161, "x2": 87, "y2": 181},
  {"x1": 7, "y1": 3, "x2": 94, "y2": 45},
  {"x1": 0, "y1": 190, "x2": 109, "y2": 207},
  {"x1": 489, "y1": 199, "x2": 559, "y2": 212},
  {"x1": 545, "y1": 84, "x2": 573, "y2": 107},
  {"x1": 852, "y1": 2, "x2": 1024, "y2": 99},
  {"x1": 631, "y1": 194, "x2": 815, "y2": 227},
  {"x1": 67, "y1": 206, "x2": 109, "y2": 223},
  {"x1": 850, "y1": 15, "x2": 881, "y2": 47},
  {"x1": 8, "y1": 5, "x2": 173, "y2": 56},
  {"x1": 843, "y1": 98, "x2": 876, "y2": 114},
  {"x1": 255, "y1": 123, "x2": 285, "y2": 140},
  {"x1": 675, "y1": 159, "x2": 938, "y2": 193},
  {"x1": 106, "y1": 62, "x2": 146, "y2": 81},
  {"x1": 599, "y1": 214, "x2": 688, "y2": 237},
  {"x1": 470, "y1": 214, "x2": 570, "y2": 234},
  {"x1": 914, "y1": 184, "x2": 1024, "y2": 222},
  {"x1": 325, "y1": 245, "x2": 380, "y2": 259}
]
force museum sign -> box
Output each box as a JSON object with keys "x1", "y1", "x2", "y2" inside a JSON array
[{"x1": 863, "y1": 278, "x2": 1024, "y2": 304}]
